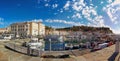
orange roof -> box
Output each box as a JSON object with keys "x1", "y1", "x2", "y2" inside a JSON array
[{"x1": 0, "y1": 28, "x2": 7, "y2": 30}]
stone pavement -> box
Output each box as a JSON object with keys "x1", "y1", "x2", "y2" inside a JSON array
[
  {"x1": 0, "y1": 41, "x2": 42, "y2": 61},
  {"x1": 71, "y1": 45, "x2": 115, "y2": 61},
  {"x1": 42, "y1": 45, "x2": 115, "y2": 61},
  {"x1": 0, "y1": 41, "x2": 115, "y2": 61}
]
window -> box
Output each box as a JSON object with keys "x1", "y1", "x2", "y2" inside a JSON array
[
  {"x1": 26, "y1": 29, "x2": 28, "y2": 31},
  {"x1": 26, "y1": 25, "x2": 28, "y2": 27}
]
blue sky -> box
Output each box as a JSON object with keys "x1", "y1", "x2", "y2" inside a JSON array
[{"x1": 0, "y1": 0, "x2": 120, "y2": 34}]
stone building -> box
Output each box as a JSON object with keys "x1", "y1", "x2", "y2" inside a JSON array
[{"x1": 10, "y1": 21, "x2": 45, "y2": 37}]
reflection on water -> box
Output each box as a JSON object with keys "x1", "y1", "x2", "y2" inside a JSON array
[{"x1": 45, "y1": 42, "x2": 65, "y2": 51}]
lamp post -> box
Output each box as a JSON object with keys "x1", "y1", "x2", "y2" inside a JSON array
[{"x1": 49, "y1": 39, "x2": 51, "y2": 51}]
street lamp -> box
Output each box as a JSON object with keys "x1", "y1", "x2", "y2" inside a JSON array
[{"x1": 49, "y1": 39, "x2": 51, "y2": 51}]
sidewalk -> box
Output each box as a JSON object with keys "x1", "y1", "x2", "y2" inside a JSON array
[{"x1": 0, "y1": 41, "x2": 115, "y2": 61}]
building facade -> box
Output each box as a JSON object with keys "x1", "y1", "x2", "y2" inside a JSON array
[
  {"x1": 10, "y1": 21, "x2": 45, "y2": 37},
  {"x1": 0, "y1": 28, "x2": 8, "y2": 34}
]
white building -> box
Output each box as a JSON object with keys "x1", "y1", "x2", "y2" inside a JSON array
[{"x1": 10, "y1": 21, "x2": 45, "y2": 37}]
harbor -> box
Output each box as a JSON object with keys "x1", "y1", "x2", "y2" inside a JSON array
[
  {"x1": 0, "y1": 0, "x2": 120, "y2": 61},
  {"x1": 0, "y1": 39, "x2": 116, "y2": 61},
  {"x1": 0, "y1": 33, "x2": 119, "y2": 61}
]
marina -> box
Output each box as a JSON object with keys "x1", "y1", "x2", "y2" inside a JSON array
[
  {"x1": 0, "y1": 0, "x2": 120, "y2": 61},
  {"x1": 0, "y1": 40, "x2": 116, "y2": 61}
]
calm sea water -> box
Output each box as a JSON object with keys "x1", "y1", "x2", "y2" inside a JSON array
[{"x1": 45, "y1": 42, "x2": 65, "y2": 51}]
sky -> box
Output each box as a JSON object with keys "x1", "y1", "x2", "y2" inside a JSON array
[{"x1": 0, "y1": 0, "x2": 120, "y2": 34}]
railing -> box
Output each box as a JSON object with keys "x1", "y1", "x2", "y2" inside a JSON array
[
  {"x1": 5, "y1": 43, "x2": 90, "y2": 57},
  {"x1": 5, "y1": 43, "x2": 27, "y2": 53},
  {"x1": 115, "y1": 53, "x2": 120, "y2": 61},
  {"x1": 5, "y1": 43, "x2": 39, "y2": 56}
]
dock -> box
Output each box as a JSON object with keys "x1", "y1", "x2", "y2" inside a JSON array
[{"x1": 5, "y1": 43, "x2": 91, "y2": 57}]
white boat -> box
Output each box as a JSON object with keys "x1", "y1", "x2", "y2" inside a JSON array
[
  {"x1": 27, "y1": 38, "x2": 44, "y2": 50},
  {"x1": 2, "y1": 34, "x2": 14, "y2": 40},
  {"x1": 98, "y1": 43, "x2": 108, "y2": 49}
]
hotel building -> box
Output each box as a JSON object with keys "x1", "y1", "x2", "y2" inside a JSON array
[{"x1": 10, "y1": 21, "x2": 45, "y2": 37}]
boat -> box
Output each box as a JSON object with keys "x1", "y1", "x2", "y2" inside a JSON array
[{"x1": 26, "y1": 38, "x2": 44, "y2": 51}]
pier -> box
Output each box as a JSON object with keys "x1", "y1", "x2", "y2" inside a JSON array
[{"x1": 5, "y1": 43, "x2": 90, "y2": 57}]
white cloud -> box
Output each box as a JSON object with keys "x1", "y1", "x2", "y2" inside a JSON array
[
  {"x1": 63, "y1": 1, "x2": 70, "y2": 10},
  {"x1": 111, "y1": 0, "x2": 120, "y2": 6},
  {"x1": 45, "y1": 3, "x2": 49, "y2": 7},
  {"x1": 54, "y1": 13, "x2": 57, "y2": 15},
  {"x1": 32, "y1": 19, "x2": 43, "y2": 22},
  {"x1": 72, "y1": 13, "x2": 81, "y2": 19},
  {"x1": 93, "y1": 16, "x2": 105, "y2": 27},
  {"x1": 72, "y1": 0, "x2": 76, "y2": 2},
  {"x1": 82, "y1": 6, "x2": 97, "y2": 17},
  {"x1": 0, "y1": 17, "x2": 4, "y2": 21},
  {"x1": 58, "y1": 9, "x2": 63, "y2": 13},
  {"x1": 72, "y1": 0, "x2": 85, "y2": 11},
  {"x1": 52, "y1": 4, "x2": 58, "y2": 8},
  {"x1": 111, "y1": 28, "x2": 120, "y2": 34},
  {"x1": 107, "y1": 0, "x2": 113, "y2": 3},
  {"x1": 90, "y1": 0, "x2": 92, "y2": 2},
  {"x1": 100, "y1": 1, "x2": 104, "y2": 4},
  {"x1": 0, "y1": 17, "x2": 4, "y2": 25},
  {"x1": 103, "y1": 0, "x2": 120, "y2": 24},
  {"x1": 81, "y1": 6, "x2": 98, "y2": 21},
  {"x1": 86, "y1": 15, "x2": 105, "y2": 27},
  {"x1": 64, "y1": 0, "x2": 105, "y2": 27},
  {"x1": 106, "y1": 7, "x2": 116, "y2": 22},
  {"x1": 60, "y1": 10, "x2": 63, "y2": 13},
  {"x1": 45, "y1": 19, "x2": 83, "y2": 26},
  {"x1": 77, "y1": 5, "x2": 105, "y2": 27},
  {"x1": 82, "y1": 6, "x2": 91, "y2": 18},
  {"x1": 48, "y1": 0, "x2": 119, "y2": 34},
  {"x1": 101, "y1": 0, "x2": 120, "y2": 34},
  {"x1": 115, "y1": 7, "x2": 120, "y2": 12},
  {"x1": 44, "y1": 0, "x2": 50, "y2": 2},
  {"x1": 67, "y1": 16, "x2": 70, "y2": 19}
]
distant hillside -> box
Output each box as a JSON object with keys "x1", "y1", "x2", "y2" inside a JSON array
[
  {"x1": 56, "y1": 26, "x2": 113, "y2": 33},
  {"x1": 45, "y1": 26, "x2": 54, "y2": 31}
]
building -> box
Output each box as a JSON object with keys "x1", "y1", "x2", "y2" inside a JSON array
[
  {"x1": 45, "y1": 30, "x2": 69, "y2": 35},
  {"x1": 58, "y1": 30, "x2": 69, "y2": 36},
  {"x1": 0, "y1": 28, "x2": 8, "y2": 34},
  {"x1": 45, "y1": 29, "x2": 59, "y2": 35},
  {"x1": 10, "y1": 21, "x2": 45, "y2": 37}
]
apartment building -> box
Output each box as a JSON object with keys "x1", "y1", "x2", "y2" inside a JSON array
[
  {"x1": 0, "y1": 28, "x2": 9, "y2": 34},
  {"x1": 10, "y1": 21, "x2": 45, "y2": 37}
]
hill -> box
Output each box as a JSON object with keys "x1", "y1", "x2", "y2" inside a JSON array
[{"x1": 56, "y1": 26, "x2": 113, "y2": 33}]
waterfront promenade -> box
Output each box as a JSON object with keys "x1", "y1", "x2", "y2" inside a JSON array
[{"x1": 0, "y1": 39, "x2": 115, "y2": 61}]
